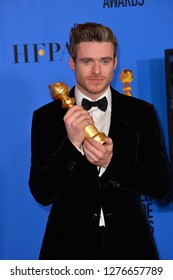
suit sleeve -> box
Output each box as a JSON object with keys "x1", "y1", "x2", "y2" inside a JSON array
[{"x1": 28, "y1": 109, "x2": 84, "y2": 206}]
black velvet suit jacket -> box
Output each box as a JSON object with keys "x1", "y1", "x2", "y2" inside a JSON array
[{"x1": 29, "y1": 86, "x2": 171, "y2": 260}]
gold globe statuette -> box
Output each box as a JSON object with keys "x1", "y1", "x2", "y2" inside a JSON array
[
  {"x1": 120, "y1": 69, "x2": 133, "y2": 96},
  {"x1": 49, "y1": 82, "x2": 106, "y2": 144}
]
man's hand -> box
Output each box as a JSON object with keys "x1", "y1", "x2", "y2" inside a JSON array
[
  {"x1": 82, "y1": 137, "x2": 113, "y2": 168},
  {"x1": 63, "y1": 105, "x2": 94, "y2": 148}
]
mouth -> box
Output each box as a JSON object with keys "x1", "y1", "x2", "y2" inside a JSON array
[{"x1": 88, "y1": 77, "x2": 104, "y2": 82}]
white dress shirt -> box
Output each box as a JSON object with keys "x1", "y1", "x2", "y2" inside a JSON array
[{"x1": 75, "y1": 86, "x2": 112, "y2": 226}]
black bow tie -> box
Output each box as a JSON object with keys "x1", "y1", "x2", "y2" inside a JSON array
[{"x1": 81, "y1": 96, "x2": 108, "y2": 112}]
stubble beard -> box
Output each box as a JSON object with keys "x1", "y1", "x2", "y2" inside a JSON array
[{"x1": 77, "y1": 76, "x2": 110, "y2": 97}]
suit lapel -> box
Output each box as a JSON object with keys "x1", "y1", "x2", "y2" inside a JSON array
[{"x1": 108, "y1": 87, "x2": 120, "y2": 139}]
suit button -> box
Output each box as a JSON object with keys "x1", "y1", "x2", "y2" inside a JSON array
[
  {"x1": 92, "y1": 213, "x2": 98, "y2": 220},
  {"x1": 109, "y1": 178, "x2": 121, "y2": 188}
]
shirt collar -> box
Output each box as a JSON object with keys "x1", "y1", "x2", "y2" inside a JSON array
[{"x1": 75, "y1": 86, "x2": 111, "y2": 112}]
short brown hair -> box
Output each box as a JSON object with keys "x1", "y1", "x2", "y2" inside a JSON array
[{"x1": 69, "y1": 22, "x2": 118, "y2": 61}]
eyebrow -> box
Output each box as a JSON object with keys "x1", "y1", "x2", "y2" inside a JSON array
[{"x1": 80, "y1": 56, "x2": 113, "y2": 61}]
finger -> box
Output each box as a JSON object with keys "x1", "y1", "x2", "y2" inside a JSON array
[
  {"x1": 64, "y1": 105, "x2": 83, "y2": 119},
  {"x1": 83, "y1": 139, "x2": 103, "y2": 158},
  {"x1": 103, "y1": 137, "x2": 112, "y2": 145},
  {"x1": 65, "y1": 106, "x2": 92, "y2": 122}
]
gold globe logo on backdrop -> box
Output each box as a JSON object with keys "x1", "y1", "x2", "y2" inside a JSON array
[
  {"x1": 38, "y1": 49, "x2": 45, "y2": 56},
  {"x1": 103, "y1": 0, "x2": 144, "y2": 8},
  {"x1": 12, "y1": 42, "x2": 70, "y2": 64}
]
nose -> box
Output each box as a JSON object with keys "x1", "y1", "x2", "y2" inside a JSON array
[{"x1": 92, "y1": 61, "x2": 101, "y2": 74}]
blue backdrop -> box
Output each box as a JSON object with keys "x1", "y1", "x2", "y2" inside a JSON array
[{"x1": 0, "y1": 0, "x2": 173, "y2": 259}]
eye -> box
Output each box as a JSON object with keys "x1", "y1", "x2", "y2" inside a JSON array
[
  {"x1": 101, "y1": 59, "x2": 111, "y2": 65},
  {"x1": 82, "y1": 59, "x2": 92, "y2": 65}
]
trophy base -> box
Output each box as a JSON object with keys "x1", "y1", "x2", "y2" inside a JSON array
[
  {"x1": 92, "y1": 132, "x2": 106, "y2": 144},
  {"x1": 84, "y1": 124, "x2": 106, "y2": 144}
]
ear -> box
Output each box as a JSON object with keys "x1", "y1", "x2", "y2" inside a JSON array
[
  {"x1": 69, "y1": 56, "x2": 75, "y2": 70},
  {"x1": 114, "y1": 57, "x2": 117, "y2": 69}
]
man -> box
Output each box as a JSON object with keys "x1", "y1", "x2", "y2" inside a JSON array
[{"x1": 29, "y1": 22, "x2": 171, "y2": 259}]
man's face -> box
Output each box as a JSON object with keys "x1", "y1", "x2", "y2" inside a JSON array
[{"x1": 70, "y1": 41, "x2": 117, "y2": 99}]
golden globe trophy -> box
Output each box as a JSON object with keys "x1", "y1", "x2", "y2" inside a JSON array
[
  {"x1": 49, "y1": 82, "x2": 106, "y2": 144},
  {"x1": 120, "y1": 69, "x2": 133, "y2": 96}
]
